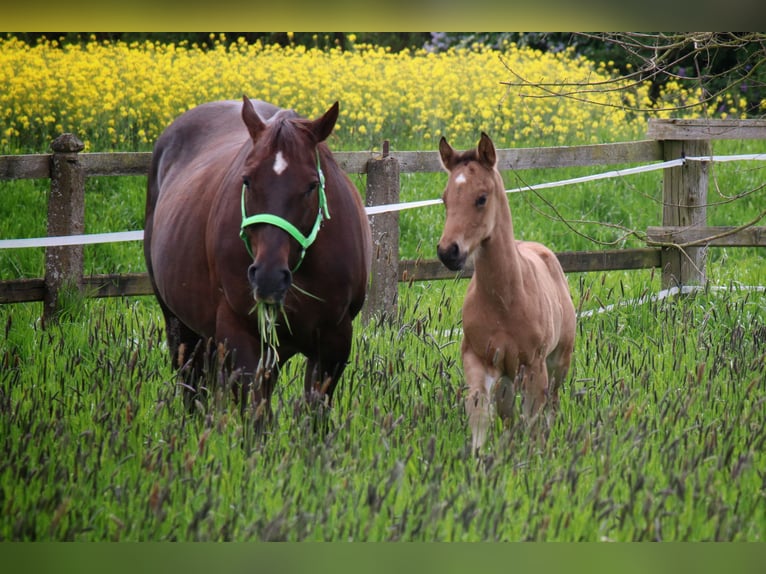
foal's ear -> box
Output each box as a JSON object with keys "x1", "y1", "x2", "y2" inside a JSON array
[
  {"x1": 241, "y1": 96, "x2": 266, "y2": 142},
  {"x1": 438, "y1": 136, "x2": 456, "y2": 171},
  {"x1": 477, "y1": 132, "x2": 497, "y2": 169},
  {"x1": 310, "y1": 101, "x2": 340, "y2": 143}
]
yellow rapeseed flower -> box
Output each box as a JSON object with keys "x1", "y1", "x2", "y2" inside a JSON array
[{"x1": 0, "y1": 36, "x2": 738, "y2": 154}]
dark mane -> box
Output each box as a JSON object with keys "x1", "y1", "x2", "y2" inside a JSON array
[{"x1": 265, "y1": 109, "x2": 317, "y2": 155}]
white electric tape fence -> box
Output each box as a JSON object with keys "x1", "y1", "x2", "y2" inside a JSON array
[{"x1": 1, "y1": 153, "x2": 765, "y2": 250}]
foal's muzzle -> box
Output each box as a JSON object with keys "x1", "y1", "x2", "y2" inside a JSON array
[
  {"x1": 437, "y1": 242, "x2": 466, "y2": 271},
  {"x1": 247, "y1": 263, "x2": 292, "y2": 304}
]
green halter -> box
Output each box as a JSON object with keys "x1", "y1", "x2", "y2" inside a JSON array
[{"x1": 240, "y1": 150, "x2": 330, "y2": 271}]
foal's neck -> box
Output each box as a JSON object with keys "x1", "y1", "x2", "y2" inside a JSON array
[{"x1": 474, "y1": 183, "x2": 523, "y2": 295}]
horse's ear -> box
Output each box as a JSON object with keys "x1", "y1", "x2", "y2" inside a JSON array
[
  {"x1": 241, "y1": 96, "x2": 266, "y2": 142},
  {"x1": 310, "y1": 101, "x2": 340, "y2": 143},
  {"x1": 439, "y1": 136, "x2": 455, "y2": 171},
  {"x1": 477, "y1": 132, "x2": 496, "y2": 169}
]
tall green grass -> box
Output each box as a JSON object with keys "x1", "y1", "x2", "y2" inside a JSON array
[
  {"x1": 1, "y1": 127, "x2": 765, "y2": 541},
  {"x1": 1, "y1": 271, "x2": 765, "y2": 540}
]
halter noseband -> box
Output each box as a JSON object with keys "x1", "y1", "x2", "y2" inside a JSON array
[{"x1": 240, "y1": 150, "x2": 330, "y2": 271}]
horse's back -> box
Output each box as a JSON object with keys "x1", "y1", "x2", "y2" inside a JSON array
[
  {"x1": 518, "y1": 240, "x2": 576, "y2": 352},
  {"x1": 518, "y1": 241, "x2": 565, "y2": 282},
  {"x1": 145, "y1": 100, "x2": 280, "y2": 335},
  {"x1": 149, "y1": 100, "x2": 280, "y2": 197},
  {"x1": 146, "y1": 99, "x2": 281, "y2": 266}
]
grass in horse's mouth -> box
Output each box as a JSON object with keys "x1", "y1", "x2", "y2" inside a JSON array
[
  {"x1": 249, "y1": 282, "x2": 320, "y2": 369},
  {"x1": 250, "y1": 300, "x2": 291, "y2": 369}
]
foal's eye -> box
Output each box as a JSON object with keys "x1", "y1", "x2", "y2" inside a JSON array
[{"x1": 475, "y1": 194, "x2": 487, "y2": 207}]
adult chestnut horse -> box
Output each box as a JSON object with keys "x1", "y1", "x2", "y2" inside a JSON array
[
  {"x1": 436, "y1": 133, "x2": 576, "y2": 452},
  {"x1": 144, "y1": 97, "x2": 371, "y2": 417}
]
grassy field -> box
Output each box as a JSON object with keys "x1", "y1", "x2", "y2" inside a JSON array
[
  {"x1": 1, "y1": 266, "x2": 765, "y2": 541},
  {"x1": 1, "y1": 38, "x2": 765, "y2": 542},
  {"x1": 2, "y1": 148, "x2": 766, "y2": 541},
  {"x1": 2, "y1": 139, "x2": 765, "y2": 541}
]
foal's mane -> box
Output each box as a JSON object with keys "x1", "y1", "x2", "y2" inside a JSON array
[
  {"x1": 452, "y1": 149, "x2": 480, "y2": 166},
  {"x1": 444, "y1": 148, "x2": 493, "y2": 173}
]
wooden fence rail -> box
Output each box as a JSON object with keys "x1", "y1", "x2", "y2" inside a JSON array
[{"x1": 2, "y1": 119, "x2": 766, "y2": 325}]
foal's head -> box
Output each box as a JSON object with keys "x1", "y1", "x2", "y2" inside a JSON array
[
  {"x1": 239, "y1": 96, "x2": 338, "y2": 304},
  {"x1": 436, "y1": 132, "x2": 506, "y2": 271}
]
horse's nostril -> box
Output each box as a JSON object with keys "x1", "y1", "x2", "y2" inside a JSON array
[
  {"x1": 280, "y1": 268, "x2": 292, "y2": 290},
  {"x1": 437, "y1": 242, "x2": 458, "y2": 260},
  {"x1": 247, "y1": 263, "x2": 258, "y2": 285},
  {"x1": 437, "y1": 242, "x2": 463, "y2": 271},
  {"x1": 248, "y1": 263, "x2": 292, "y2": 303}
]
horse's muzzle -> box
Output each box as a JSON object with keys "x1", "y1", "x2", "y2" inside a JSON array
[
  {"x1": 437, "y1": 242, "x2": 466, "y2": 271},
  {"x1": 248, "y1": 263, "x2": 292, "y2": 304}
]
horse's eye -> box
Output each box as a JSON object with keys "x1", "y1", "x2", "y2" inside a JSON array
[
  {"x1": 242, "y1": 176, "x2": 251, "y2": 188},
  {"x1": 475, "y1": 194, "x2": 487, "y2": 207},
  {"x1": 306, "y1": 181, "x2": 319, "y2": 195}
]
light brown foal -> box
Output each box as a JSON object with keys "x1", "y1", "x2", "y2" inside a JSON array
[{"x1": 436, "y1": 133, "x2": 576, "y2": 452}]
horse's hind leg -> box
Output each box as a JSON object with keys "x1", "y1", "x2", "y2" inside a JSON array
[
  {"x1": 145, "y1": 239, "x2": 205, "y2": 401},
  {"x1": 157, "y1": 300, "x2": 207, "y2": 408}
]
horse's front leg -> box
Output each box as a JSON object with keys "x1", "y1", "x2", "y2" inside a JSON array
[
  {"x1": 520, "y1": 358, "x2": 550, "y2": 430},
  {"x1": 462, "y1": 345, "x2": 499, "y2": 453},
  {"x1": 215, "y1": 304, "x2": 275, "y2": 415},
  {"x1": 303, "y1": 320, "x2": 352, "y2": 420}
]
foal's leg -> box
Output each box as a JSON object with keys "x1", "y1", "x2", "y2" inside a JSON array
[
  {"x1": 545, "y1": 342, "x2": 573, "y2": 414},
  {"x1": 462, "y1": 347, "x2": 498, "y2": 453},
  {"x1": 494, "y1": 374, "x2": 517, "y2": 425},
  {"x1": 521, "y1": 359, "x2": 550, "y2": 428}
]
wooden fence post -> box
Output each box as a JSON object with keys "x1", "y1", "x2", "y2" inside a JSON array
[
  {"x1": 660, "y1": 138, "x2": 710, "y2": 289},
  {"x1": 43, "y1": 133, "x2": 85, "y2": 326},
  {"x1": 363, "y1": 141, "x2": 400, "y2": 324}
]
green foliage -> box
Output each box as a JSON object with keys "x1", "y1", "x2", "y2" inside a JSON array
[{"x1": 1, "y1": 274, "x2": 765, "y2": 541}]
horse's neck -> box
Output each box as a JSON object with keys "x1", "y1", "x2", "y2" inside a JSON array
[{"x1": 473, "y1": 194, "x2": 524, "y2": 297}]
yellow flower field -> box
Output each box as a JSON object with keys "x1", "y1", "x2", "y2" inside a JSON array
[{"x1": 0, "y1": 34, "x2": 743, "y2": 153}]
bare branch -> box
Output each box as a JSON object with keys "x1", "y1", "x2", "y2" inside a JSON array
[{"x1": 501, "y1": 32, "x2": 766, "y2": 116}]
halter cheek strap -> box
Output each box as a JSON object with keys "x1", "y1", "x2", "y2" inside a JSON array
[{"x1": 240, "y1": 150, "x2": 330, "y2": 271}]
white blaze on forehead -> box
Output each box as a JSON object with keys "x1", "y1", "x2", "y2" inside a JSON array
[
  {"x1": 273, "y1": 151, "x2": 288, "y2": 175},
  {"x1": 454, "y1": 173, "x2": 467, "y2": 185}
]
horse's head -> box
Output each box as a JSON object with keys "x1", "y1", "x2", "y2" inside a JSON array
[
  {"x1": 436, "y1": 132, "x2": 505, "y2": 271},
  {"x1": 239, "y1": 96, "x2": 338, "y2": 304}
]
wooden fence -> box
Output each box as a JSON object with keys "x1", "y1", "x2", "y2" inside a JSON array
[{"x1": 2, "y1": 119, "x2": 766, "y2": 325}]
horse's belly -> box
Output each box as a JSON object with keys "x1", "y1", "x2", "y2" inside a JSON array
[
  {"x1": 150, "y1": 195, "x2": 218, "y2": 337},
  {"x1": 461, "y1": 289, "x2": 547, "y2": 374}
]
